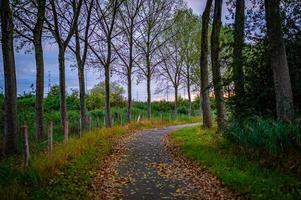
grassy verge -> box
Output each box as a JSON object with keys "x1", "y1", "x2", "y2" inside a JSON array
[
  {"x1": 170, "y1": 126, "x2": 301, "y2": 200},
  {"x1": 0, "y1": 117, "x2": 199, "y2": 200}
]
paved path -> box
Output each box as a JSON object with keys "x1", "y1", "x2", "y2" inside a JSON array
[
  {"x1": 117, "y1": 124, "x2": 200, "y2": 199},
  {"x1": 91, "y1": 123, "x2": 241, "y2": 200}
]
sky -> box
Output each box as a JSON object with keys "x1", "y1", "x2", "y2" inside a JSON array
[{"x1": 0, "y1": 0, "x2": 229, "y2": 101}]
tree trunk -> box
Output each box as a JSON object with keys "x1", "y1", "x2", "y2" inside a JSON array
[
  {"x1": 78, "y1": 64, "x2": 87, "y2": 130},
  {"x1": 127, "y1": 71, "x2": 132, "y2": 122},
  {"x1": 105, "y1": 64, "x2": 112, "y2": 127},
  {"x1": 174, "y1": 85, "x2": 178, "y2": 115},
  {"x1": 34, "y1": 40, "x2": 44, "y2": 141},
  {"x1": 58, "y1": 49, "x2": 68, "y2": 137},
  {"x1": 200, "y1": 0, "x2": 213, "y2": 128},
  {"x1": 1, "y1": 0, "x2": 18, "y2": 154},
  {"x1": 187, "y1": 67, "x2": 192, "y2": 116},
  {"x1": 211, "y1": 0, "x2": 225, "y2": 130},
  {"x1": 265, "y1": 0, "x2": 294, "y2": 121},
  {"x1": 233, "y1": 0, "x2": 245, "y2": 99},
  {"x1": 147, "y1": 75, "x2": 151, "y2": 119},
  {"x1": 33, "y1": 0, "x2": 46, "y2": 141},
  {"x1": 127, "y1": 32, "x2": 133, "y2": 122}
]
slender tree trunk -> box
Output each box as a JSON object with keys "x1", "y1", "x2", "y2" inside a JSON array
[
  {"x1": 127, "y1": 33, "x2": 133, "y2": 122},
  {"x1": 78, "y1": 64, "x2": 87, "y2": 130},
  {"x1": 233, "y1": 0, "x2": 245, "y2": 100},
  {"x1": 127, "y1": 71, "x2": 132, "y2": 122},
  {"x1": 33, "y1": 0, "x2": 46, "y2": 141},
  {"x1": 146, "y1": 54, "x2": 152, "y2": 119},
  {"x1": 1, "y1": 0, "x2": 17, "y2": 154},
  {"x1": 105, "y1": 64, "x2": 112, "y2": 127},
  {"x1": 174, "y1": 85, "x2": 178, "y2": 115},
  {"x1": 211, "y1": 0, "x2": 225, "y2": 130},
  {"x1": 265, "y1": 0, "x2": 294, "y2": 121},
  {"x1": 200, "y1": 0, "x2": 213, "y2": 128},
  {"x1": 34, "y1": 40, "x2": 45, "y2": 141},
  {"x1": 187, "y1": 67, "x2": 192, "y2": 116},
  {"x1": 58, "y1": 48, "x2": 68, "y2": 136},
  {"x1": 147, "y1": 75, "x2": 151, "y2": 119}
]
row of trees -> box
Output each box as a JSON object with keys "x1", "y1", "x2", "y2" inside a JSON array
[
  {"x1": 1, "y1": 0, "x2": 201, "y2": 155},
  {"x1": 200, "y1": 0, "x2": 297, "y2": 130}
]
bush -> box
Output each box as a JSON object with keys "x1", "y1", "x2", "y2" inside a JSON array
[{"x1": 224, "y1": 118, "x2": 301, "y2": 155}]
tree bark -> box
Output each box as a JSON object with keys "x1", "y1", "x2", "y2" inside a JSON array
[
  {"x1": 105, "y1": 64, "x2": 112, "y2": 127},
  {"x1": 233, "y1": 0, "x2": 245, "y2": 99},
  {"x1": 58, "y1": 49, "x2": 68, "y2": 136},
  {"x1": 147, "y1": 74, "x2": 151, "y2": 119},
  {"x1": 200, "y1": 0, "x2": 213, "y2": 128},
  {"x1": 146, "y1": 53, "x2": 152, "y2": 119},
  {"x1": 211, "y1": 0, "x2": 225, "y2": 130},
  {"x1": 74, "y1": 25, "x2": 87, "y2": 131},
  {"x1": 34, "y1": 0, "x2": 46, "y2": 141},
  {"x1": 187, "y1": 66, "x2": 192, "y2": 116},
  {"x1": 1, "y1": 0, "x2": 18, "y2": 154},
  {"x1": 265, "y1": 0, "x2": 294, "y2": 121},
  {"x1": 127, "y1": 70, "x2": 132, "y2": 122},
  {"x1": 78, "y1": 62, "x2": 87, "y2": 130},
  {"x1": 174, "y1": 85, "x2": 178, "y2": 115},
  {"x1": 127, "y1": 28, "x2": 134, "y2": 122}
]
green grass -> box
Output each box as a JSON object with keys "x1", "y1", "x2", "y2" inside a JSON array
[
  {"x1": 170, "y1": 126, "x2": 301, "y2": 200},
  {"x1": 0, "y1": 118, "x2": 199, "y2": 200}
]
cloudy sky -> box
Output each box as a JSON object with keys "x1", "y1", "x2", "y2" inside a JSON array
[{"x1": 0, "y1": 0, "x2": 229, "y2": 101}]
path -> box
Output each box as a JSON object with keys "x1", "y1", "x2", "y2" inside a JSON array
[{"x1": 91, "y1": 124, "x2": 242, "y2": 200}]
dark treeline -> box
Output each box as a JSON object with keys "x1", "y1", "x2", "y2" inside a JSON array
[{"x1": 1, "y1": 0, "x2": 301, "y2": 156}]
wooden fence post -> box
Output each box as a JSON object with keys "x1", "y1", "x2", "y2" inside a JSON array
[
  {"x1": 137, "y1": 115, "x2": 141, "y2": 122},
  {"x1": 64, "y1": 120, "x2": 69, "y2": 144},
  {"x1": 22, "y1": 124, "x2": 29, "y2": 169},
  {"x1": 48, "y1": 121, "x2": 53, "y2": 153}
]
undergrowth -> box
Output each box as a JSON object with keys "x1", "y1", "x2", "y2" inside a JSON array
[
  {"x1": 0, "y1": 118, "x2": 199, "y2": 199},
  {"x1": 224, "y1": 118, "x2": 301, "y2": 155},
  {"x1": 171, "y1": 126, "x2": 301, "y2": 200}
]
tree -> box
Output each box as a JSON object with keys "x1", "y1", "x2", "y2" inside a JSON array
[
  {"x1": 135, "y1": 0, "x2": 174, "y2": 118},
  {"x1": 1, "y1": 0, "x2": 18, "y2": 154},
  {"x1": 114, "y1": 0, "x2": 143, "y2": 122},
  {"x1": 14, "y1": 0, "x2": 46, "y2": 140},
  {"x1": 233, "y1": 0, "x2": 245, "y2": 103},
  {"x1": 89, "y1": 0, "x2": 124, "y2": 127},
  {"x1": 68, "y1": 0, "x2": 94, "y2": 131},
  {"x1": 211, "y1": 0, "x2": 225, "y2": 130},
  {"x1": 200, "y1": 0, "x2": 213, "y2": 128},
  {"x1": 264, "y1": 0, "x2": 294, "y2": 121},
  {"x1": 158, "y1": 42, "x2": 183, "y2": 114},
  {"x1": 46, "y1": 0, "x2": 83, "y2": 138}
]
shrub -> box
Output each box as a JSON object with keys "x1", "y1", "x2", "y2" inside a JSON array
[{"x1": 224, "y1": 118, "x2": 301, "y2": 155}]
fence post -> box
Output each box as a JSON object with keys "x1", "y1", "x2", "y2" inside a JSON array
[
  {"x1": 48, "y1": 121, "x2": 53, "y2": 153},
  {"x1": 137, "y1": 115, "x2": 141, "y2": 122},
  {"x1": 64, "y1": 120, "x2": 69, "y2": 144},
  {"x1": 22, "y1": 124, "x2": 30, "y2": 169}
]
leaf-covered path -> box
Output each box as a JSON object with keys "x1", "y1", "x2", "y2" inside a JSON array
[{"x1": 90, "y1": 124, "x2": 243, "y2": 200}]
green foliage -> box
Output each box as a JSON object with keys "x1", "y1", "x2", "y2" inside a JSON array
[
  {"x1": 88, "y1": 81, "x2": 126, "y2": 109},
  {"x1": 224, "y1": 118, "x2": 301, "y2": 155},
  {"x1": 171, "y1": 126, "x2": 301, "y2": 200}
]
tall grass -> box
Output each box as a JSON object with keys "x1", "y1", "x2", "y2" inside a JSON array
[
  {"x1": 0, "y1": 118, "x2": 199, "y2": 199},
  {"x1": 224, "y1": 118, "x2": 301, "y2": 155}
]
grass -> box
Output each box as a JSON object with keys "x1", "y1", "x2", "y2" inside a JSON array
[
  {"x1": 0, "y1": 117, "x2": 199, "y2": 200},
  {"x1": 170, "y1": 126, "x2": 301, "y2": 200}
]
